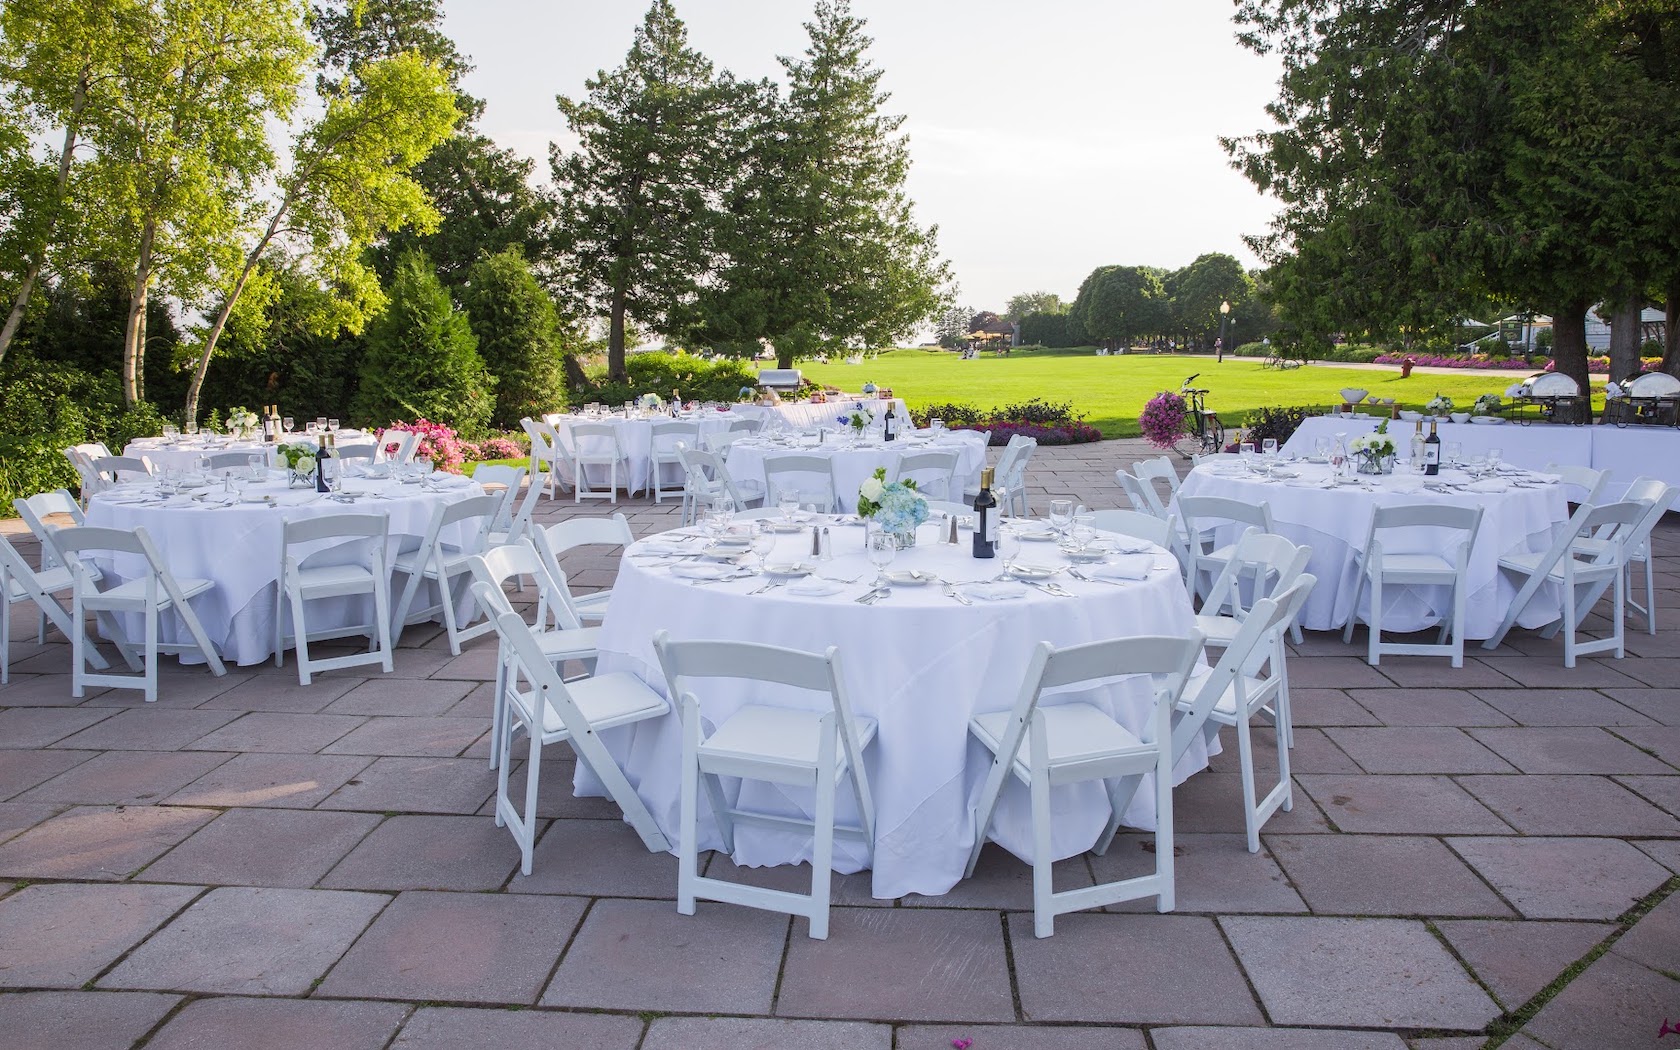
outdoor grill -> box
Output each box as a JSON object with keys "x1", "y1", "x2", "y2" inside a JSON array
[
  {"x1": 756, "y1": 368, "x2": 804, "y2": 392},
  {"x1": 1514, "y1": 370, "x2": 1585, "y2": 424},
  {"x1": 1609, "y1": 370, "x2": 1680, "y2": 427}
]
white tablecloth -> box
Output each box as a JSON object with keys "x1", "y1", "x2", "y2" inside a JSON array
[
  {"x1": 1282, "y1": 416, "x2": 1680, "y2": 503},
  {"x1": 551, "y1": 415, "x2": 735, "y2": 494},
  {"x1": 1175, "y1": 462, "x2": 1569, "y2": 637},
  {"x1": 85, "y1": 473, "x2": 484, "y2": 665},
  {"x1": 725, "y1": 431, "x2": 988, "y2": 513},
  {"x1": 125, "y1": 439, "x2": 279, "y2": 473},
  {"x1": 731, "y1": 398, "x2": 911, "y2": 431},
  {"x1": 585, "y1": 519, "x2": 1213, "y2": 899}
]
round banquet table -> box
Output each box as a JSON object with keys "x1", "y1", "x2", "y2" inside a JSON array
[
  {"x1": 125, "y1": 438, "x2": 279, "y2": 473},
  {"x1": 725, "y1": 430, "x2": 988, "y2": 513},
  {"x1": 582, "y1": 516, "x2": 1216, "y2": 899},
  {"x1": 550, "y1": 414, "x2": 735, "y2": 495},
  {"x1": 1174, "y1": 461, "x2": 1571, "y2": 638},
  {"x1": 85, "y1": 471, "x2": 485, "y2": 665},
  {"x1": 730, "y1": 397, "x2": 911, "y2": 431}
]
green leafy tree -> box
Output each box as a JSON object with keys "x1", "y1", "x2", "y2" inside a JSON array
[
  {"x1": 351, "y1": 251, "x2": 494, "y2": 434},
  {"x1": 1172, "y1": 253, "x2": 1254, "y2": 343},
  {"x1": 1074, "y1": 265, "x2": 1167, "y2": 350},
  {"x1": 461, "y1": 247, "x2": 572, "y2": 428},
  {"x1": 933, "y1": 301, "x2": 972, "y2": 348},
  {"x1": 550, "y1": 0, "x2": 734, "y2": 381},
  {"x1": 1004, "y1": 291, "x2": 1064, "y2": 322},
  {"x1": 312, "y1": 0, "x2": 480, "y2": 117},
  {"x1": 1018, "y1": 311, "x2": 1085, "y2": 348}
]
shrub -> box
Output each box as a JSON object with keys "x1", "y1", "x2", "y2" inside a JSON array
[
  {"x1": 908, "y1": 398, "x2": 1101, "y2": 446},
  {"x1": 579, "y1": 351, "x2": 757, "y2": 406},
  {"x1": 469, "y1": 435, "x2": 526, "y2": 461},
  {"x1": 1372, "y1": 352, "x2": 1534, "y2": 370},
  {"x1": 0, "y1": 359, "x2": 169, "y2": 510},
  {"x1": 909, "y1": 402, "x2": 984, "y2": 426},
  {"x1": 1240, "y1": 405, "x2": 1312, "y2": 447},
  {"x1": 461, "y1": 248, "x2": 571, "y2": 428},
  {"x1": 1541, "y1": 355, "x2": 1662, "y2": 375},
  {"x1": 376, "y1": 419, "x2": 470, "y2": 472}
]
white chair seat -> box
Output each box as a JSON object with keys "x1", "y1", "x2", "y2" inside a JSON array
[
  {"x1": 1181, "y1": 668, "x2": 1272, "y2": 722},
  {"x1": 541, "y1": 671, "x2": 668, "y2": 736},
  {"x1": 293, "y1": 564, "x2": 377, "y2": 590},
  {"x1": 1375, "y1": 552, "x2": 1456, "y2": 576},
  {"x1": 97, "y1": 575, "x2": 215, "y2": 606},
  {"x1": 1500, "y1": 549, "x2": 1614, "y2": 583},
  {"x1": 536, "y1": 625, "x2": 600, "y2": 661},
  {"x1": 570, "y1": 592, "x2": 611, "y2": 622},
  {"x1": 392, "y1": 545, "x2": 471, "y2": 578},
  {"x1": 1194, "y1": 613, "x2": 1241, "y2": 647},
  {"x1": 972, "y1": 704, "x2": 1149, "y2": 782},
  {"x1": 8, "y1": 565, "x2": 77, "y2": 599},
  {"x1": 703, "y1": 704, "x2": 879, "y2": 777}
]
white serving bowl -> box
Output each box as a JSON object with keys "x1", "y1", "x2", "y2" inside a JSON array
[{"x1": 1340, "y1": 387, "x2": 1369, "y2": 403}]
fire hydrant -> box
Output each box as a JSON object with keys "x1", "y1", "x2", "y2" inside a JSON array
[{"x1": 1400, "y1": 356, "x2": 1416, "y2": 378}]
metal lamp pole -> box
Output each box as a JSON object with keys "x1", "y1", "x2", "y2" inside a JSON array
[{"x1": 1217, "y1": 300, "x2": 1230, "y2": 363}]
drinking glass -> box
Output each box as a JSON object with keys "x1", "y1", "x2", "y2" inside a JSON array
[
  {"x1": 185, "y1": 421, "x2": 199, "y2": 438},
  {"x1": 1241, "y1": 442, "x2": 1257, "y2": 457},
  {"x1": 162, "y1": 423, "x2": 178, "y2": 442},
  {"x1": 315, "y1": 417, "x2": 328, "y2": 431},
  {"x1": 1069, "y1": 515, "x2": 1095, "y2": 552},
  {"x1": 750, "y1": 524, "x2": 775, "y2": 570},
  {"x1": 703, "y1": 494, "x2": 736, "y2": 538},
  {"x1": 1262, "y1": 438, "x2": 1278, "y2": 456},
  {"x1": 1444, "y1": 441, "x2": 1462, "y2": 467},
  {"x1": 1048, "y1": 499, "x2": 1074, "y2": 536},
  {"x1": 866, "y1": 525, "x2": 896, "y2": 587},
  {"x1": 996, "y1": 523, "x2": 1022, "y2": 570},
  {"x1": 229, "y1": 472, "x2": 248, "y2": 501},
  {"x1": 777, "y1": 487, "x2": 800, "y2": 522},
  {"x1": 282, "y1": 417, "x2": 294, "y2": 435},
  {"x1": 1486, "y1": 447, "x2": 1503, "y2": 473},
  {"x1": 930, "y1": 417, "x2": 945, "y2": 433},
  {"x1": 327, "y1": 418, "x2": 340, "y2": 433},
  {"x1": 247, "y1": 454, "x2": 266, "y2": 481}
]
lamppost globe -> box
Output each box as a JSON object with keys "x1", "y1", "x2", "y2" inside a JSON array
[{"x1": 1217, "y1": 300, "x2": 1231, "y2": 363}]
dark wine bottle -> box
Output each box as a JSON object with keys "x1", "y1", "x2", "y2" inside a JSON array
[
  {"x1": 315, "y1": 431, "x2": 333, "y2": 493},
  {"x1": 883, "y1": 401, "x2": 897, "y2": 441},
  {"x1": 1424, "y1": 419, "x2": 1441, "y2": 476},
  {"x1": 972, "y1": 467, "x2": 997, "y2": 559}
]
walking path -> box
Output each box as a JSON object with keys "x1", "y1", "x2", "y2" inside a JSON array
[{"x1": 0, "y1": 439, "x2": 1674, "y2": 1049}]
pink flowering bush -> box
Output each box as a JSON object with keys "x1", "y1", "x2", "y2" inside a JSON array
[
  {"x1": 1139, "y1": 391, "x2": 1190, "y2": 449},
  {"x1": 476, "y1": 437, "x2": 526, "y2": 460},
  {"x1": 378, "y1": 419, "x2": 468, "y2": 472}
]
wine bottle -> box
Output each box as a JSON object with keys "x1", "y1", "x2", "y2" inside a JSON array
[
  {"x1": 1409, "y1": 419, "x2": 1424, "y2": 466},
  {"x1": 972, "y1": 467, "x2": 997, "y2": 559},
  {"x1": 883, "y1": 401, "x2": 897, "y2": 441},
  {"x1": 1424, "y1": 419, "x2": 1441, "y2": 476},
  {"x1": 315, "y1": 430, "x2": 333, "y2": 493}
]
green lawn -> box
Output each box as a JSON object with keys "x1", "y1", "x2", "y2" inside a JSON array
[{"x1": 800, "y1": 347, "x2": 1591, "y2": 438}]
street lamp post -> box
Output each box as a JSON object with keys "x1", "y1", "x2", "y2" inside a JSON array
[{"x1": 1217, "y1": 300, "x2": 1230, "y2": 363}]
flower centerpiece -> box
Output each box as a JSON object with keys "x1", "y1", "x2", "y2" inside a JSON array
[
  {"x1": 1139, "y1": 391, "x2": 1191, "y2": 452},
  {"x1": 638, "y1": 392, "x2": 663, "y2": 413},
  {"x1": 1349, "y1": 422, "x2": 1397, "y2": 474},
  {"x1": 226, "y1": 406, "x2": 259, "y2": 440},
  {"x1": 279, "y1": 441, "x2": 319, "y2": 486},
  {"x1": 838, "y1": 403, "x2": 874, "y2": 435},
  {"x1": 1425, "y1": 393, "x2": 1454, "y2": 418},
  {"x1": 857, "y1": 467, "x2": 929, "y2": 548},
  {"x1": 1473, "y1": 393, "x2": 1502, "y2": 416},
  {"x1": 737, "y1": 385, "x2": 756, "y2": 404}
]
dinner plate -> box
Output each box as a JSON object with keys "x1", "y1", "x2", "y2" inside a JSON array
[
  {"x1": 883, "y1": 569, "x2": 934, "y2": 585},
  {"x1": 1015, "y1": 528, "x2": 1058, "y2": 542},
  {"x1": 1007, "y1": 563, "x2": 1058, "y2": 581},
  {"x1": 1060, "y1": 547, "x2": 1108, "y2": 562},
  {"x1": 669, "y1": 563, "x2": 740, "y2": 581},
  {"x1": 768, "y1": 521, "x2": 806, "y2": 534},
  {"x1": 761, "y1": 562, "x2": 814, "y2": 579}
]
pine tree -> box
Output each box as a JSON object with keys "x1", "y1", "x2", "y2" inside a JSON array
[{"x1": 461, "y1": 247, "x2": 570, "y2": 428}]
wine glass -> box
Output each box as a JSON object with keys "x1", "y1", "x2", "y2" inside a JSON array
[
  {"x1": 1313, "y1": 437, "x2": 1331, "y2": 462},
  {"x1": 228, "y1": 471, "x2": 248, "y2": 502},
  {"x1": 185, "y1": 420, "x2": 199, "y2": 438},
  {"x1": 866, "y1": 525, "x2": 896, "y2": 588},
  {"x1": 327, "y1": 418, "x2": 340, "y2": 433},
  {"x1": 1445, "y1": 441, "x2": 1462, "y2": 468},
  {"x1": 750, "y1": 523, "x2": 776, "y2": 570},
  {"x1": 996, "y1": 522, "x2": 1022, "y2": 572},
  {"x1": 930, "y1": 417, "x2": 945, "y2": 434},
  {"x1": 777, "y1": 486, "x2": 800, "y2": 523},
  {"x1": 703, "y1": 494, "x2": 736, "y2": 538},
  {"x1": 1048, "y1": 499, "x2": 1074, "y2": 537},
  {"x1": 1486, "y1": 447, "x2": 1503, "y2": 474},
  {"x1": 282, "y1": 416, "x2": 294, "y2": 435},
  {"x1": 162, "y1": 423, "x2": 178, "y2": 443},
  {"x1": 247, "y1": 454, "x2": 266, "y2": 482}
]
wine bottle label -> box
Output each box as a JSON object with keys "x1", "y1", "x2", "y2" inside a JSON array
[
  {"x1": 980, "y1": 506, "x2": 996, "y2": 542},
  {"x1": 1424, "y1": 444, "x2": 1440, "y2": 464}
]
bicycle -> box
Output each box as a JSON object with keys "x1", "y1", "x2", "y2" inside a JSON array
[{"x1": 1180, "y1": 374, "x2": 1224, "y2": 455}]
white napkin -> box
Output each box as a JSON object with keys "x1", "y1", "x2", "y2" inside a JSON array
[
  {"x1": 1465, "y1": 479, "x2": 1510, "y2": 494},
  {"x1": 785, "y1": 577, "x2": 846, "y2": 597},
  {"x1": 434, "y1": 473, "x2": 474, "y2": 488},
  {"x1": 1091, "y1": 555, "x2": 1154, "y2": 581},
  {"x1": 965, "y1": 581, "x2": 1029, "y2": 601},
  {"x1": 639, "y1": 539, "x2": 695, "y2": 556},
  {"x1": 669, "y1": 563, "x2": 739, "y2": 581}
]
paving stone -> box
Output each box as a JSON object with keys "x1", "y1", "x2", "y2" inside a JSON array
[
  {"x1": 0, "y1": 804, "x2": 216, "y2": 881},
  {"x1": 1289, "y1": 688, "x2": 1383, "y2": 727},
  {"x1": 1635, "y1": 837, "x2": 1680, "y2": 873},
  {"x1": 508, "y1": 817, "x2": 679, "y2": 897},
  {"x1": 1457, "y1": 774, "x2": 1680, "y2": 835},
  {"x1": 0, "y1": 803, "x2": 60, "y2": 846},
  {"x1": 162, "y1": 752, "x2": 372, "y2": 808},
  {"x1": 1522, "y1": 950, "x2": 1680, "y2": 1050},
  {"x1": 1471, "y1": 688, "x2": 1654, "y2": 726},
  {"x1": 322, "y1": 677, "x2": 473, "y2": 716},
  {"x1": 645, "y1": 1017, "x2": 890, "y2": 1050},
  {"x1": 319, "y1": 890, "x2": 583, "y2": 1004},
  {"x1": 1298, "y1": 774, "x2": 1513, "y2": 835},
  {"x1": 1612, "y1": 726, "x2": 1680, "y2": 769},
  {"x1": 1173, "y1": 771, "x2": 1333, "y2": 835},
  {"x1": 1614, "y1": 657, "x2": 1680, "y2": 688},
  {"x1": 897, "y1": 841, "x2": 1093, "y2": 910},
  {"x1": 1620, "y1": 773, "x2": 1680, "y2": 818},
  {"x1": 394, "y1": 1007, "x2": 643, "y2": 1050},
  {"x1": 1221, "y1": 916, "x2": 1499, "y2": 1030},
  {"x1": 1436, "y1": 919, "x2": 1613, "y2": 1009},
  {"x1": 1268, "y1": 834, "x2": 1513, "y2": 917},
  {"x1": 321, "y1": 715, "x2": 485, "y2": 757},
  {"x1": 1468, "y1": 727, "x2": 1675, "y2": 774},
  {"x1": 0, "y1": 882, "x2": 200, "y2": 987},
  {"x1": 1151, "y1": 1028, "x2": 1408, "y2": 1050},
  {"x1": 699, "y1": 854, "x2": 889, "y2": 908},
  {"x1": 100, "y1": 886, "x2": 387, "y2": 995},
  {"x1": 316, "y1": 756, "x2": 496, "y2": 814},
  {"x1": 1486, "y1": 660, "x2": 1641, "y2": 689},
  {"x1": 1008, "y1": 912, "x2": 1260, "y2": 1025},
  {"x1": 442, "y1": 682, "x2": 494, "y2": 719},
  {"x1": 15, "y1": 749, "x2": 231, "y2": 805},
  {"x1": 543, "y1": 896, "x2": 785, "y2": 1013},
  {"x1": 0, "y1": 707, "x2": 118, "y2": 748},
  {"x1": 82, "y1": 668, "x2": 254, "y2": 708},
  {"x1": 475, "y1": 757, "x2": 625, "y2": 820},
  {"x1": 1600, "y1": 687, "x2": 1680, "y2": 726},
  {"x1": 320, "y1": 814, "x2": 520, "y2": 891},
  {"x1": 50, "y1": 709, "x2": 240, "y2": 751},
  {"x1": 1448, "y1": 836, "x2": 1672, "y2": 920},
  {"x1": 899, "y1": 1027, "x2": 1145, "y2": 1050},
  {"x1": 1352, "y1": 656, "x2": 1518, "y2": 689},
  {"x1": 145, "y1": 997, "x2": 410, "y2": 1050},
  {"x1": 1324, "y1": 727, "x2": 1516, "y2": 774},
  {"x1": 1345, "y1": 688, "x2": 1515, "y2": 727},
  {"x1": 186, "y1": 711, "x2": 365, "y2": 753},
  {"x1": 0, "y1": 673, "x2": 103, "y2": 707},
  {"x1": 0, "y1": 749, "x2": 96, "y2": 799},
  {"x1": 1094, "y1": 832, "x2": 1307, "y2": 914},
  {"x1": 193, "y1": 674, "x2": 357, "y2": 713},
  {"x1": 141, "y1": 808, "x2": 381, "y2": 887},
  {"x1": 0, "y1": 991, "x2": 180, "y2": 1050},
  {"x1": 1284, "y1": 656, "x2": 1394, "y2": 689},
  {"x1": 1609, "y1": 891, "x2": 1680, "y2": 973},
  {"x1": 429, "y1": 646, "x2": 499, "y2": 681}
]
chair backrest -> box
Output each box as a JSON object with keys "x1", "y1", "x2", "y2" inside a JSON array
[
  {"x1": 51, "y1": 524, "x2": 195, "y2": 607},
  {"x1": 282, "y1": 512, "x2": 388, "y2": 577},
  {"x1": 469, "y1": 541, "x2": 581, "y2": 632},
  {"x1": 650, "y1": 421, "x2": 699, "y2": 453},
  {"x1": 1088, "y1": 508, "x2": 1175, "y2": 549},
  {"x1": 1607, "y1": 482, "x2": 1677, "y2": 560},
  {"x1": 473, "y1": 595, "x2": 603, "y2": 745},
  {"x1": 1366, "y1": 502, "x2": 1483, "y2": 564},
  {"x1": 1202, "y1": 527, "x2": 1312, "y2": 621},
  {"x1": 923, "y1": 499, "x2": 971, "y2": 519},
  {"x1": 1179, "y1": 495, "x2": 1272, "y2": 536},
  {"x1": 1545, "y1": 463, "x2": 1610, "y2": 506},
  {"x1": 728, "y1": 418, "x2": 761, "y2": 434},
  {"x1": 653, "y1": 630, "x2": 873, "y2": 838},
  {"x1": 500, "y1": 465, "x2": 547, "y2": 543},
  {"x1": 1002, "y1": 436, "x2": 1036, "y2": 487},
  {"x1": 203, "y1": 451, "x2": 260, "y2": 471},
  {"x1": 570, "y1": 422, "x2": 623, "y2": 459},
  {"x1": 1133, "y1": 456, "x2": 1181, "y2": 508},
  {"x1": 704, "y1": 430, "x2": 749, "y2": 453},
  {"x1": 415, "y1": 492, "x2": 502, "y2": 556},
  {"x1": 471, "y1": 465, "x2": 527, "y2": 529},
  {"x1": 92, "y1": 455, "x2": 153, "y2": 481},
  {"x1": 72, "y1": 441, "x2": 113, "y2": 462},
  {"x1": 14, "y1": 490, "x2": 85, "y2": 570},
  {"x1": 334, "y1": 442, "x2": 378, "y2": 463},
  {"x1": 680, "y1": 446, "x2": 755, "y2": 507},
  {"x1": 890, "y1": 450, "x2": 959, "y2": 497},
  {"x1": 762, "y1": 454, "x2": 836, "y2": 508},
  {"x1": 541, "y1": 512, "x2": 634, "y2": 556},
  {"x1": 1112, "y1": 470, "x2": 1157, "y2": 517},
  {"x1": 378, "y1": 430, "x2": 420, "y2": 464}
]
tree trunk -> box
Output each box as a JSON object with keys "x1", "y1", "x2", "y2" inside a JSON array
[
  {"x1": 562, "y1": 352, "x2": 588, "y2": 392},
  {"x1": 1607, "y1": 293, "x2": 1643, "y2": 384},
  {"x1": 184, "y1": 215, "x2": 284, "y2": 422},
  {"x1": 1550, "y1": 300, "x2": 1593, "y2": 423},
  {"x1": 1664, "y1": 277, "x2": 1680, "y2": 378},
  {"x1": 607, "y1": 281, "x2": 628, "y2": 382},
  {"x1": 0, "y1": 267, "x2": 42, "y2": 367}
]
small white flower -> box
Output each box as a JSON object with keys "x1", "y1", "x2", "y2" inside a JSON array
[
  {"x1": 859, "y1": 478, "x2": 884, "y2": 502},
  {"x1": 295, "y1": 455, "x2": 317, "y2": 473}
]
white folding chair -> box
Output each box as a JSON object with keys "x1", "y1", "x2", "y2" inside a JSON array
[
  {"x1": 389, "y1": 493, "x2": 499, "y2": 654},
  {"x1": 488, "y1": 468, "x2": 545, "y2": 551},
  {"x1": 333, "y1": 442, "x2": 378, "y2": 464},
  {"x1": 1088, "y1": 508, "x2": 1177, "y2": 550},
  {"x1": 15, "y1": 490, "x2": 85, "y2": 571},
  {"x1": 1178, "y1": 495, "x2": 1275, "y2": 602},
  {"x1": 91, "y1": 455, "x2": 154, "y2": 484},
  {"x1": 1000, "y1": 436, "x2": 1037, "y2": 515},
  {"x1": 1174, "y1": 576, "x2": 1316, "y2": 853},
  {"x1": 532, "y1": 513, "x2": 633, "y2": 626},
  {"x1": 1572, "y1": 478, "x2": 1675, "y2": 635},
  {"x1": 890, "y1": 450, "x2": 960, "y2": 501},
  {"x1": 653, "y1": 631, "x2": 877, "y2": 941},
  {"x1": 966, "y1": 441, "x2": 1024, "y2": 508},
  {"x1": 521, "y1": 417, "x2": 573, "y2": 500},
  {"x1": 201, "y1": 450, "x2": 260, "y2": 471},
  {"x1": 473, "y1": 587, "x2": 669, "y2": 875},
  {"x1": 1545, "y1": 462, "x2": 1611, "y2": 507},
  {"x1": 728, "y1": 418, "x2": 761, "y2": 435},
  {"x1": 703, "y1": 430, "x2": 750, "y2": 454},
  {"x1": 965, "y1": 632, "x2": 1204, "y2": 938},
  {"x1": 274, "y1": 514, "x2": 393, "y2": 685},
  {"x1": 1342, "y1": 504, "x2": 1483, "y2": 667},
  {"x1": 377, "y1": 429, "x2": 420, "y2": 465},
  {"x1": 1482, "y1": 501, "x2": 1649, "y2": 666},
  {"x1": 923, "y1": 499, "x2": 972, "y2": 519},
  {"x1": 52, "y1": 525, "x2": 226, "y2": 702},
  {"x1": 468, "y1": 545, "x2": 599, "y2": 772},
  {"x1": 0, "y1": 532, "x2": 110, "y2": 683},
  {"x1": 471, "y1": 465, "x2": 527, "y2": 535},
  {"x1": 63, "y1": 447, "x2": 105, "y2": 502},
  {"x1": 762, "y1": 454, "x2": 837, "y2": 513},
  {"x1": 677, "y1": 446, "x2": 762, "y2": 525},
  {"x1": 650, "y1": 421, "x2": 699, "y2": 504},
  {"x1": 570, "y1": 422, "x2": 627, "y2": 503},
  {"x1": 1114, "y1": 470, "x2": 1156, "y2": 515},
  {"x1": 1133, "y1": 456, "x2": 1182, "y2": 514}
]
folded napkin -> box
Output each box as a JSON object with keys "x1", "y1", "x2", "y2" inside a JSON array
[
  {"x1": 965, "y1": 581, "x2": 1029, "y2": 601},
  {"x1": 430, "y1": 473, "x2": 474, "y2": 488},
  {"x1": 101, "y1": 493, "x2": 155, "y2": 505},
  {"x1": 1091, "y1": 555, "x2": 1154, "y2": 581},
  {"x1": 638, "y1": 539, "x2": 695, "y2": 556},
  {"x1": 785, "y1": 577, "x2": 846, "y2": 597},
  {"x1": 669, "y1": 563, "x2": 739, "y2": 581},
  {"x1": 1465, "y1": 479, "x2": 1510, "y2": 494}
]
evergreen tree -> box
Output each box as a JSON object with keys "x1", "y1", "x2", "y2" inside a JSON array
[
  {"x1": 351, "y1": 251, "x2": 493, "y2": 434},
  {"x1": 461, "y1": 247, "x2": 571, "y2": 428}
]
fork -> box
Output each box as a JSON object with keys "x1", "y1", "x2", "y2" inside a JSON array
[{"x1": 939, "y1": 579, "x2": 973, "y2": 605}]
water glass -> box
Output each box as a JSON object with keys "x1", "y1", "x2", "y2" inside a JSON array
[
  {"x1": 282, "y1": 417, "x2": 294, "y2": 434},
  {"x1": 1445, "y1": 441, "x2": 1462, "y2": 467},
  {"x1": 704, "y1": 494, "x2": 736, "y2": 537},
  {"x1": 1486, "y1": 447, "x2": 1503, "y2": 473},
  {"x1": 1069, "y1": 515, "x2": 1095, "y2": 552},
  {"x1": 1262, "y1": 438, "x2": 1278, "y2": 456},
  {"x1": 930, "y1": 417, "x2": 945, "y2": 433},
  {"x1": 327, "y1": 418, "x2": 340, "y2": 433},
  {"x1": 1048, "y1": 499, "x2": 1074, "y2": 536},
  {"x1": 777, "y1": 487, "x2": 800, "y2": 522},
  {"x1": 750, "y1": 524, "x2": 775, "y2": 569},
  {"x1": 1313, "y1": 437, "x2": 1331, "y2": 461},
  {"x1": 185, "y1": 421, "x2": 199, "y2": 438},
  {"x1": 229, "y1": 473, "x2": 248, "y2": 501},
  {"x1": 866, "y1": 526, "x2": 897, "y2": 585},
  {"x1": 247, "y1": 454, "x2": 266, "y2": 481},
  {"x1": 315, "y1": 417, "x2": 328, "y2": 432},
  {"x1": 996, "y1": 523, "x2": 1022, "y2": 569},
  {"x1": 162, "y1": 423, "x2": 178, "y2": 443}
]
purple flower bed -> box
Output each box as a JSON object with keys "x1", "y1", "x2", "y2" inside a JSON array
[
  {"x1": 1372, "y1": 353, "x2": 1535, "y2": 370},
  {"x1": 951, "y1": 421, "x2": 1103, "y2": 446},
  {"x1": 1541, "y1": 356, "x2": 1663, "y2": 375}
]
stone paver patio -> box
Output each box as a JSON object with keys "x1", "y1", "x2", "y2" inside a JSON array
[{"x1": 1, "y1": 439, "x2": 1676, "y2": 1050}]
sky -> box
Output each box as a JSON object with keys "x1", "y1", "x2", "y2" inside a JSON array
[{"x1": 439, "y1": 0, "x2": 1285, "y2": 314}]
